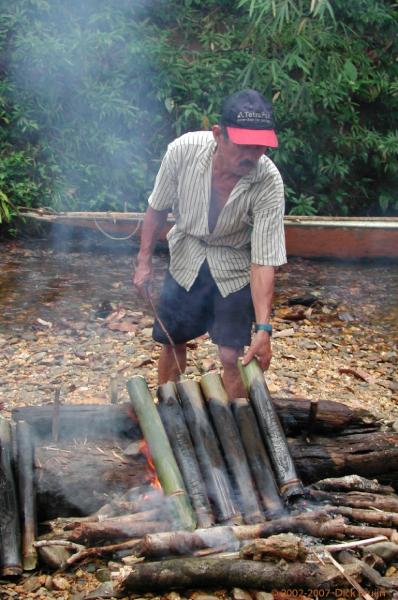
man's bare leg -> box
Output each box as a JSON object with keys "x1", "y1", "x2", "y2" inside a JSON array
[
  {"x1": 218, "y1": 345, "x2": 246, "y2": 399},
  {"x1": 158, "y1": 343, "x2": 187, "y2": 384}
]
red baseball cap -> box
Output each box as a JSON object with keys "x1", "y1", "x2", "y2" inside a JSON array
[{"x1": 220, "y1": 89, "x2": 279, "y2": 148}]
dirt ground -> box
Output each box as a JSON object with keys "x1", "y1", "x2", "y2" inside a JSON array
[
  {"x1": 0, "y1": 233, "x2": 397, "y2": 599},
  {"x1": 1, "y1": 235, "x2": 397, "y2": 422}
]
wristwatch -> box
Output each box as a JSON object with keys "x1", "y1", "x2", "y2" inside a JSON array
[{"x1": 255, "y1": 323, "x2": 273, "y2": 336}]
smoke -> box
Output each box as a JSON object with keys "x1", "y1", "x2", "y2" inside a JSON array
[{"x1": 6, "y1": 0, "x2": 170, "y2": 213}]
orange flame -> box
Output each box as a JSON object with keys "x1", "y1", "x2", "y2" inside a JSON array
[{"x1": 139, "y1": 440, "x2": 162, "y2": 490}]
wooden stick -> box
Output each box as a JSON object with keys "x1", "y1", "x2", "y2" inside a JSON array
[
  {"x1": 176, "y1": 379, "x2": 241, "y2": 524},
  {"x1": 157, "y1": 382, "x2": 214, "y2": 529},
  {"x1": 0, "y1": 417, "x2": 22, "y2": 576},
  {"x1": 16, "y1": 421, "x2": 38, "y2": 571},
  {"x1": 66, "y1": 539, "x2": 141, "y2": 567},
  {"x1": 127, "y1": 376, "x2": 196, "y2": 531},
  {"x1": 200, "y1": 373, "x2": 263, "y2": 524},
  {"x1": 52, "y1": 387, "x2": 61, "y2": 442},
  {"x1": 239, "y1": 359, "x2": 304, "y2": 500},
  {"x1": 322, "y1": 550, "x2": 375, "y2": 600},
  {"x1": 306, "y1": 398, "x2": 319, "y2": 440},
  {"x1": 231, "y1": 397, "x2": 284, "y2": 517},
  {"x1": 323, "y1": 535, "x2": 388, "y2": 553}
]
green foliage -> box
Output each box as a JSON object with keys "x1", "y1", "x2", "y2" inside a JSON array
[{"x1": 0, "y1": 0, "x2": 397, "y2": 225}]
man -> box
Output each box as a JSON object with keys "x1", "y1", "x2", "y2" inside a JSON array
[{"x1": 133, "y1": 89, "x2": 286, "y2": 399}]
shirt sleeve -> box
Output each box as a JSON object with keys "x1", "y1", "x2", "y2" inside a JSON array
[
  {"x1": 148, "y1": 144, "x2": 178, "y2": 211},
  {"x1": 251, "y1": 164, "x2": 287, "y2": 266}
]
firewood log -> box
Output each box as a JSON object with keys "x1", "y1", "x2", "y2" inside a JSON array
[
  {"x1": 16, "y1": 420, "x2": 38, "y2": 571},
  {"x1": 239, "y1": 359, "x2": 304, "y2": 500},
  {"x1": 326, "y1": 504, "x2": 398, "y2": 528},
  {"x1": 67, "y1": 517, "x2": 172, "y2": 544},
  {"x1": 312, "y1": 475, "x2": 395, "y2": 495},
  {"x1": 113, "y1": 557, "x2": 362, "y2": 593},
  {"x1": 0, "y1": 417, "x2": 22, "y2": 576},
  {"x1": 308, "y1": 489, "x2": 398, "y2": 512},
  {"x1": 139, "y1": 511, "x2": 343, "y2": 558},
  {"x1": 291, "y1": 431, "x2": 398, "y2": 490},
  {"x1": 176, "y1": 379, "x2": 241, "y2": 524},
  {"x1": 157, "y1": 382, "x2": 214, "y2": 529},
  {"x1": 200, "y1": 373, "x2": 263, "y2": 524},
  {"x1": 127, "y1": 376, "x2": 196, "y2": 531}
]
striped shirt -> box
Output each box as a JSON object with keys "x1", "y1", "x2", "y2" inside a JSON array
[{"x1": 148, "y1": 131, "x2": 286, "y2": 297}]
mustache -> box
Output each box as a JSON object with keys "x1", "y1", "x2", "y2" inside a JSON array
[{"x1": 239, "y1": 159, "x2": 255, "y2": 169}]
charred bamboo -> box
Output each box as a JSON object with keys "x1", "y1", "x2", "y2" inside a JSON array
[
  {"x1": 239, "y1": 359, "x2": 304, "y2": 500},
  {"x1": 157, "y1": 383, "x2": 214, "y2": 529},
  {"x1": 200, "y1": 373, "x2": 263, "y2": 524},
  {"x1": 114, "y1": 557, "x2": 362, "y2": 593},
  {"x1": 127, "y1": 376, "x2": 196, "y2": 531},
  {"x1": 231, "y1": 397, "x2": 284, "y2": 517},
  {"x1": 16, "y1": 421, "x2": 37, "y2": 571},
  {"x1": 0, "y1": 417, "x2": 22, "y2": 576},
  {"x1": 176, "y1": 379, "x2": 240, "y2": 524}
]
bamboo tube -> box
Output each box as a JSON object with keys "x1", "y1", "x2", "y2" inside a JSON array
[
  {"x1": 238, "y1": 359, "x2": 304, "y2": 501},
  {"x1": 200, "y1": 373, "x2": 263, "y2": 524},
  {"x1": 16, "y1": 421, "x2": 38, "y2": 571},
  {"x1": 158, "y1": 383, "x2": 214, "y2": 528},
  {"x1": 176, "y1": 379, "x2": 241, "y2": 524},
  {"x1": 126, "y1": 376, "x2": 196, "y2": 531},
  {"x1": 0, "y1": 417, "x2": 22, "y2": 576},
  {"x1": 231, "y1": 397, "x2": 284, "y2": 516}
]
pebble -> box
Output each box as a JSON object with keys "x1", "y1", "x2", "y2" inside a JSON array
[
  {"x1": 52, "y1": 575, "x2": 71, "y2": 591},
  {"x1": 232, "y1": 588, "x2": 252, "y2": 600}
]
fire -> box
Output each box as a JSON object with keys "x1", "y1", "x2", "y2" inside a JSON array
[{"x1": 139, "y1": 440, "x2": 162, "y2": 489}]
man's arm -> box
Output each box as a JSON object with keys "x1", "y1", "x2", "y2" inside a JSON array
[
  {"x1": 241, "y1": 264, "x2": 275, "y2": 370},
  {"x1": 133, "y1": 206, "x2": 169, "y2": 295}
]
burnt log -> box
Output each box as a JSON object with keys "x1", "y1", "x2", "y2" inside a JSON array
[
  {"x1": 35, "y1": 439, "x2": 148, "y2": 519},
  {"x1": 291, "y1": 431, "x2": 398, "y2": 490},
  {"x1": 273, "y1": 397, "x2": 378, "y2": 435},
  {"x1": 114, "y1": 557, "x2": 362, "y2": 593},
  {"x1": 12, "y1": 403, "x2": 139, "y2": 440},
  {"x1": 0, "y1": 417, "x2": 22, "y2": 577}
]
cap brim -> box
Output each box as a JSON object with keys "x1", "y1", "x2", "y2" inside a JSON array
[{"x1": 226, "y1": 126, "x2": 278, "y2": 147}]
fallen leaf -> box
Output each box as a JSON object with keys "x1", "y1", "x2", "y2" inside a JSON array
[
  {"x1": 274, "y1": 328, "x2": 295, "y2": 338},
  {"x1": 107, "y1": 321, "x2": 137, "y2": 333},
  {"x1": 338, "y1": 367, "x2": 376, "y2": 384}
]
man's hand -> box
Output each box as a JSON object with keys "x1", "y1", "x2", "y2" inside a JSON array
[
  {"x1": 241, "y1": 330, "x2": 272, "y2": 370},
  {"x1": 133, "y1": 260, "x2": 153, "y2": 299}
]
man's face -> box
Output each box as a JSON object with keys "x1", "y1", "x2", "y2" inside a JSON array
[{"x1": 212, "y1": 125, "x2": 267, "y2": 177}]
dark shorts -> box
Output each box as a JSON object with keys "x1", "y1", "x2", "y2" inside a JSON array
[{"x1": 152, "y1": 262, "x2": 254, "y2": 348}]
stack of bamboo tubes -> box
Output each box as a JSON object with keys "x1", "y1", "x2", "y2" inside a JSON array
[{"x1": 126, "y1": 359, "x2": 304, "y2": 532}]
